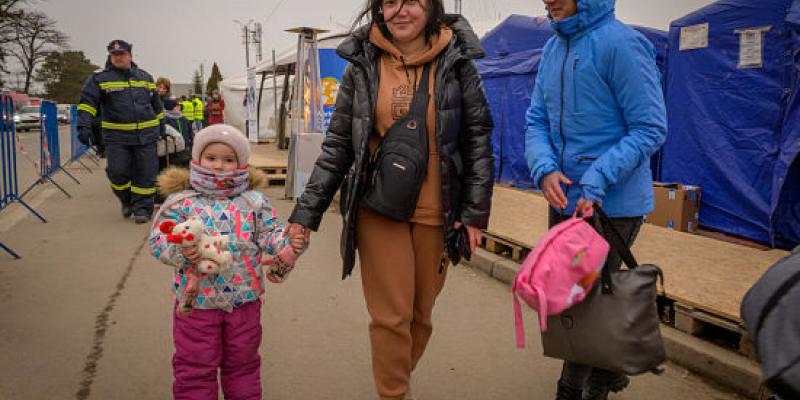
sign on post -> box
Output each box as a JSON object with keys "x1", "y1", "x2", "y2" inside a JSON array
[{"x1": 246, "y1": 67, "x2": 258, "y2": 143}]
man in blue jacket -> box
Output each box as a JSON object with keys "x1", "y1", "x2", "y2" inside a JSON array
[
  {"x1": 525, "y1": 0, "x2": 667, "y2": 398},
  {"x1": 77, "y1": 40, "x2": 165, "y2": 223}
]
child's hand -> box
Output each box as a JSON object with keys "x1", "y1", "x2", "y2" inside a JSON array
[{"x1": 180, "y1": 245, "x2": 202, "y2": 264}]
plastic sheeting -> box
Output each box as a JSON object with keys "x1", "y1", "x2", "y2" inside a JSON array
[
  {"x1": 477, "y1": 14, "x2": 668, "y2": 189},
  {"x1": 663, "y1": 0, "x2": 800, "y2": 248}
]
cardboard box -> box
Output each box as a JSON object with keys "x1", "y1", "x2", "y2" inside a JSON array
[{"x1": 645, "y1": 182, "x2": 701, "y2": 232}]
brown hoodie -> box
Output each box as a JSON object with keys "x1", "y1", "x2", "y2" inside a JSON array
[{"x1": 369, "y1": 24, "x2": 453, "y2": 226}]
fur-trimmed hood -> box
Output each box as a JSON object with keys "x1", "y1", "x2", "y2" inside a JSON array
[{"x1": 157, "y1": 166, "x2": 269, "y2": 196}]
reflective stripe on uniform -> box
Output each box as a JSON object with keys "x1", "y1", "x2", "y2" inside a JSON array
[
  {"x1": 131, "y1": 186, "x2": 157, "y2": 195},
  {"x1": 77, "y1": 104, "x2": 97, "y2": 116},
  {"x1": 138, "y1": 119, "x2": 160, "y2": 129},
  {"x1": 156, "y1": 112, "x2": 165, "y2": 120},
  {"x1": 99, "y1": 80, "x2": 157, "y2": 90},
  {"x1": 111, "y1": 181, "x2": 132, "y2": 191},
  {"x1": 102, "y1": 117, "x2": 161, "y2": 131}
]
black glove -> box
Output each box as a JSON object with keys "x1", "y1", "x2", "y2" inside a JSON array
[{"x1": 78, "y1": 130, "x2": 92, "y2": 146}]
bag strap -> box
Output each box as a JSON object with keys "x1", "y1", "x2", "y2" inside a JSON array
[
  {"x1": 409, "y1": 63, "x2": 432, "y2": 113},
  {"x1": 593, "y1": 205, "x2": 639, "y2": 269},
  {"x1": 593, "y1": 205, "x2": 639, "y2": 294},
  {"x1": 370, "y1": 62, "x2": 432, "y2": 153},
  {"x1": 593, "y1": 205, "x2": 666, "y2": 298}
]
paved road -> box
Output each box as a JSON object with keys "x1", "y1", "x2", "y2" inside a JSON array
[{"x1": 0, "y1": 160, "x2": 741, "y2": 399}]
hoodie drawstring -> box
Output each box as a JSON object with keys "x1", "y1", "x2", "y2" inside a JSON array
[{"x1": 399, "y1": 56, "x2": 419, "y2": 91}]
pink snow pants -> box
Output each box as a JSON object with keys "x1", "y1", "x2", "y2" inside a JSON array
[{"x1": 172, "y1": 301, "x2": 262, "y2": 400}]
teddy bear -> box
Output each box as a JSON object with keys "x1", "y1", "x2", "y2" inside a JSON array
[{"x1": 160, "y1": 219, "x2": 233, "y2": 315}]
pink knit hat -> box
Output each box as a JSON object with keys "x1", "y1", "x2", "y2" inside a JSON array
[{"x1": 192, "y1": 124, "x2": 251, "y2": 167}]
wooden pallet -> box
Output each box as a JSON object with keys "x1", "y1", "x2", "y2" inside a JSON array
[
  {"x1": 481, "y1": 231, "x2": 530, "y2": 262},
  {"x1": 258, "y1": 165, "x2": 288, "y2": 175},
  {"x1": 265, "y1": 173, "x2": 287, "y2": 187},
  {"x1": 666, "y1": 301, "x2": 757, "y2": 358}
]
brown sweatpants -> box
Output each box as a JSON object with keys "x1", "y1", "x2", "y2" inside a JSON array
[{"x1": 356, "y1": 208, "x2": 449, "y2": 400}]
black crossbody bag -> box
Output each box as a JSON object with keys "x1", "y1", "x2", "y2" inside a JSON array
[{"x1": 362, "y1": 63, "x2": 432, "y2": 221}]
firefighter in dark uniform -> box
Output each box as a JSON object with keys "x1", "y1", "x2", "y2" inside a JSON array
[{"x1": 77, "y1": 40, "x2": 164, "y2": 223}]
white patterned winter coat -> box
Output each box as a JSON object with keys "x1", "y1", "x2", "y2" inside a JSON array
[{"x1": 149, "y1": 167, "x2": 291, "y2": 312}]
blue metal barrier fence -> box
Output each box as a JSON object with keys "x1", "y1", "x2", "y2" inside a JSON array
[
  {"x1": 20, "y1": 100, "x2": 80, "y2": 199},
  {"x1": 64, "y1": 104, "x2": 96, "y2": 172},
  {"x1": 1, "y1": 94, "x2": 46, "y2": 259}
]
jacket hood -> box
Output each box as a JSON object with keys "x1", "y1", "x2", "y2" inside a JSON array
[
  {"x1": 551, "y1": 0, "x2": 615, "y2": 38},
  {"x1": 157, "y1": 166, "x2": 269, "y2": 196},
  {"x1": 338, "y1": 14, "x2": 484, "y2": 62},
  {"x1": 368, "y1": 24, "x2": 453, "y2": 67}
]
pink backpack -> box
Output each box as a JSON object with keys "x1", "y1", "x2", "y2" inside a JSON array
[{"x1": 512, "y1": 211, "x2": 610, "y2": 348}]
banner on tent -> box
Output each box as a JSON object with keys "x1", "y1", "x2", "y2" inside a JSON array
[{"x1": 319, "y1": 49, "x2": 348, "y2": 133}]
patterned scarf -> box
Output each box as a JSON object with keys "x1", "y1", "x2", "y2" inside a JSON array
[{"x1": 190, "y1": 162, "x2": 250, "y2": 197}]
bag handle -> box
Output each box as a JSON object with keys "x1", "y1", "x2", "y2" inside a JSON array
[
  {"x1": 593, "y1": 204, "x2": 639, "y2": 294},
  {"x1": 593, "y1": 205, "x2": 666, "y2": 299},
  {"x1": 593, "y1": 205, "x2": 639, "y2": 269}
]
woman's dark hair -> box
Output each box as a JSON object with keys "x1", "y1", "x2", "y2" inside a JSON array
[{"x1": 351, "y1": 0, "x2": 446, "y2": 42}]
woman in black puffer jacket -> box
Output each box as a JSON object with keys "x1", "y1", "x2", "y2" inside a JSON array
[{"x1": 289, "y1": 1, "x2": 493, "y2": 398}]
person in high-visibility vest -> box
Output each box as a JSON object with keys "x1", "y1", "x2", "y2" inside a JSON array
[
  {"x1": 192, "y1": 95, "x2": 204, "y2": 131},
  {"x1": 180, "y1": 96, "x2": 195, "y2": 123},
  {"x1": 77, "y1": 39, "x2": 164, "y2": 224}
]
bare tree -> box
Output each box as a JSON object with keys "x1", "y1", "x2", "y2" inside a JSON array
[
  {"x1": 8, "y1": 11, "x2": 66, "y2": 93},
  {"x1": 0, "y1": 0, "x2": 28, "y2": 76}
]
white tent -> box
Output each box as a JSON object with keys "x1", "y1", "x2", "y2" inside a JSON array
[
  {"x1": 219, "y1": 26, "x2": 349, "y2": 140},
  {"x1": 219, "y1": 78, "x2": 288, "y2": 141}
]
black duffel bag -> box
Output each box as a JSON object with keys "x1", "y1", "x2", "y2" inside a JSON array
[{"x1": 741, "y1": 246, "x2": 800, "y2": 399}]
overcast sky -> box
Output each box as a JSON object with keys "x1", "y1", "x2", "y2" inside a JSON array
[{"x1": 28, "y1": 0, "x2": 715, "y2": 84}]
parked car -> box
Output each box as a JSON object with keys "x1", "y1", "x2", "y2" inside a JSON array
[
  {"x1": 14, "y1": 105, "x2": 40, "y2": 132},
  {"x1": 57, "y1": 106, "x2": 71, "y2": 124}
]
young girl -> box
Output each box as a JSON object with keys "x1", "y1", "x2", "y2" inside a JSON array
[{"x1": 149, "y1": 124, "x2": 305, "y2": 400}]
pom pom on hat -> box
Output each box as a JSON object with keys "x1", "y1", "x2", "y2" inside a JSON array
[{"x1": 192, "y1": 124, "x2": 250, "y2": 167}]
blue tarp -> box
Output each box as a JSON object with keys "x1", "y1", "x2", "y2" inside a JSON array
[
  {"x1": 477, "y1": 14, "x2": 669, "y2": 189},
  {"x1": 663, "y1": 0, "x2": 800, "y2": 248}
]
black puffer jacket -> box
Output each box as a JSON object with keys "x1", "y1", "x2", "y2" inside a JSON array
[{"x1": 289, "y1": 15, "x2": 494, "y2": 278}]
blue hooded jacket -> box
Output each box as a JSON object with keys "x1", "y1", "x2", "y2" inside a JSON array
[{"x1": 524, "y1": 0, "x2": 667, "y2": 217}]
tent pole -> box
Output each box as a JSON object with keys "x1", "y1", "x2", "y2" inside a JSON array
[
  {"x1": 257, "y1": 71, "x2": 267, "y2": 142},
  {"x1": 273, "y1": 49, "x2": 279, "y2": 147},
  {"x1": 278, "y1": 71, "x2": 291, "y2": 150}
]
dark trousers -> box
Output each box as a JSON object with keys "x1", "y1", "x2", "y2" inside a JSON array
[
  {"x1": 106, "y1": 142, "x2": 158, "y2": 216},
  {"x1": 548, "y1": 207, "x2": 643, "y2": 390}
]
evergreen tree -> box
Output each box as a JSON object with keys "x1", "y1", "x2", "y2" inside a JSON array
[
  {"x1": 205, "y1": 62, "x2": 223, "y2": 94},
  {"x1": 35, "y1": 50, "x2": 98, "y2": 103}
]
